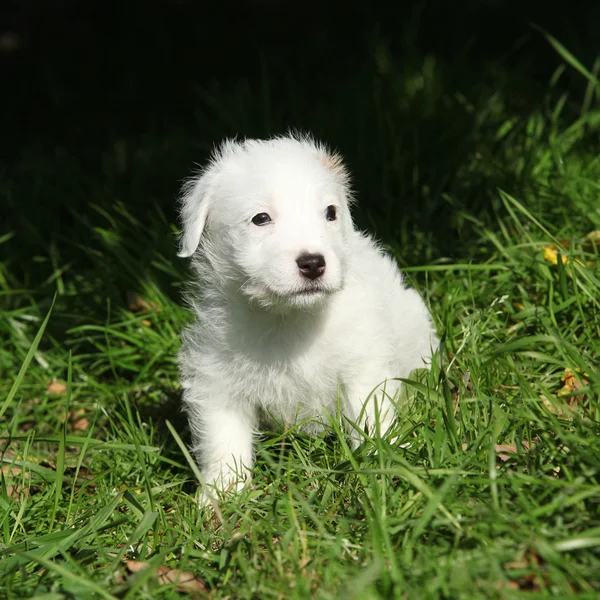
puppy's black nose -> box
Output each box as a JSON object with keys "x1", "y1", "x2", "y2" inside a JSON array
[{"x1": 296, "y1": 253, "x2": 326, "y2": 280}]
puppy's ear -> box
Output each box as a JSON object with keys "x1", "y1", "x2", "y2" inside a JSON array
[
  {"x1": 177, "y1": 168, "x2": 218, "y2": 257},
  {"x1": 178, "y1": 140, "x2": 241, "y2": 257}
]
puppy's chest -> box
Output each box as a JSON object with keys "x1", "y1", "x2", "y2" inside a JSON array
[{"x1": 227, "y1": 336, "x2": 342, "y2": 413}]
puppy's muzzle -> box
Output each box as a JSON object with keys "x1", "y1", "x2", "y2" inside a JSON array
[{"x1": 296, "y1": 253, "x2": 326, "y2": 280}]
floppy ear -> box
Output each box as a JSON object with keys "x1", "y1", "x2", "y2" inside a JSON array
[
  {"x1": 177, "y1": 166, "x2": 219, "y2": 258},
  {"x1": 178, "y1": 140, "x2": 243, "y2": 257}
]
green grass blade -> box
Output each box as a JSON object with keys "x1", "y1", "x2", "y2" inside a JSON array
[
  {"x1": 1, "y1": 294, "x2": 56, "y2": 421},
  {"x1": 536, "y1": 25, "x2": 600, "y2": 93}
]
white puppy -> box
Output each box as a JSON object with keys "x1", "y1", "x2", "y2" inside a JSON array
[{"x1": 177, "y1": 134, "x2": 437, "y2": 497}]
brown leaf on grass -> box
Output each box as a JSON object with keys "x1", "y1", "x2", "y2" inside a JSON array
[
  {"x1": 126, "y1": 292, "x2": 150, "y2": 312},
  {"x1": 114, "y1": 572, "x2": 126, "y2": 585},
  {"x1": 557, "y1": 230, "x2": 600, "y2": 252},
  {"x1": 547, "y1": 231, "x2": 599, "y2": 265},
  {"x1": 5, "y1": 484, "x2": 28, "y2": 498},
  {"x1": 125, "y1": 561, "x2": 208, "y2": 593},
  {"x1": 126, "y1": 292, "x2": 160, "y2": 314},
  {"x1": 495, "y1": 441, "x2": 534, "y2": 462},
  {"x1": 1, "y1": 466, "x2": 28, "y2": 498},
  {"x1": 73, "y1": 418, "x2": 90, "y2": 431},
  {"x1": 1, "y1": 466, "x2": 22, "y2": 476},
  {"x1": 47, "y1": 380, "x2": 67, "y2": 395},
  {"x1": 510, "y1": 573, "x2": 542, "y2": 592},
  {"x1": 542, "y1": 396, "x2": 572, "y2": 419},
  {"x1": 504, "y1": 549, "x2": 545, "y2": 592},
  {"x1": 64, "y1": 464, "x2": 95, "y2": 487},
  {"x1": 68, "y1": 408, "x2": 91, "y2": 432},
  {"x1": 156, "y1": 566, "x2": 208, "y2": 592},
  {"x1": 582, "y1": 230, "x2": 600, "y2": 253}
]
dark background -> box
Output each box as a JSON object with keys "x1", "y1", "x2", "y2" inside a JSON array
[{"x1": 2, "y1": 0, "x2": 599, "y2": 292}]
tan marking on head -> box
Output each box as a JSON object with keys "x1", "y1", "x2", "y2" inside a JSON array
[{"x1": 319, "y1": 152, "x2": 347, "y2": 178}]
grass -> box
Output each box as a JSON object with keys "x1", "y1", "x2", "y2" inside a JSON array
[{"x1": 2, "y1": 8, "x2": 600, "y2": 598}]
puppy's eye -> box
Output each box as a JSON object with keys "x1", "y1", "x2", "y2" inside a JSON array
[
  {"x1": 251, "y1": 213, "x2": 272, "y2": 226},
  {"x1": 325, "y1": 205, "x2": 337, "y2": 221}
]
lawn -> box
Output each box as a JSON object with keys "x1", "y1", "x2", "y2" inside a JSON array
[{"x1": 1, "y1": 4, "x2": 600, "y2": 598}]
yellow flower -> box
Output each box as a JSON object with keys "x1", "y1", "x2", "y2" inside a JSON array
[
  {"x1": 543, "y1": 246, "x2": 567, "y2": 265},
  {"x1": 557, "y1": 369, "x2": 578, "y2": 396}
]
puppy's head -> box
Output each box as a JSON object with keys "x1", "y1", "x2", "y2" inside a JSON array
[{"x1": 178, "y1": 134, "x2": 354, "y2": 310}]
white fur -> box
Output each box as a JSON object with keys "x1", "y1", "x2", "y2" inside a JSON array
[{"x1": 177, "y1": 134, "x2": 437, "y2": 499}]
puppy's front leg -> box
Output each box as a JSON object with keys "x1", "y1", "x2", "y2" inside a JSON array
[
  {"x1": 345, "y1": 371, "x2": 401, "y2": 445},
  {"x1": 190, "y1": 401, "x2": 256, "y2": 499}
]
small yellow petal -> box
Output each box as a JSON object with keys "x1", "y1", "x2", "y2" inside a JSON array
[
  {"x1": 543, "y1": 246, "x2": 567, "y2": 264},
  {"x1": 558, "y1": 373, "x2": 577, "y2": 396}
]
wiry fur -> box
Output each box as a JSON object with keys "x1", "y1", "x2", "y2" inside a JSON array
[{"x1": 177, "y1": 133, "x2": 437, "y2": 499}]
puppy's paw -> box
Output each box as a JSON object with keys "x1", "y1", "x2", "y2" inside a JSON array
[
  {"x1": 196, "y1": 467, "x2": 249, "y2": 509},
  {"x1": 196, "y1": 486, "x2": 219, "y2": 509}
]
